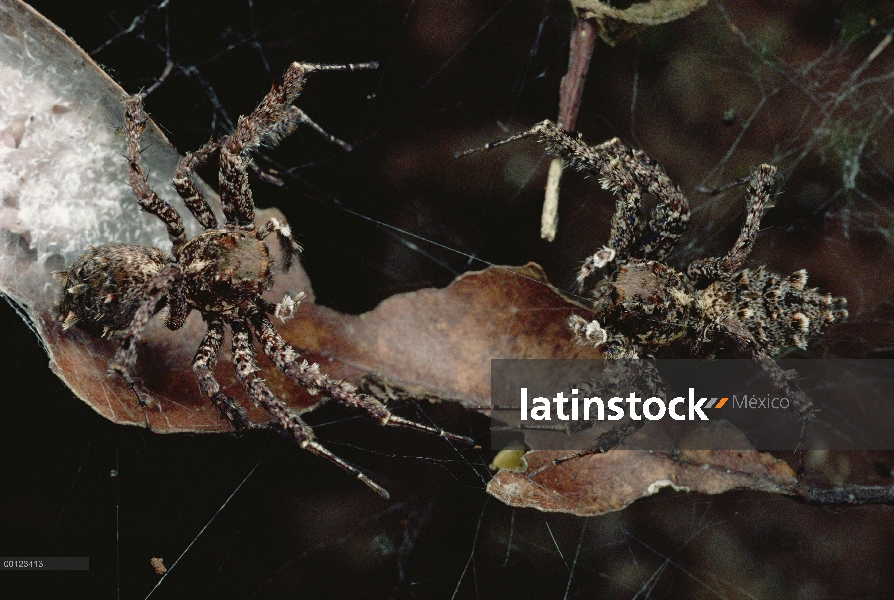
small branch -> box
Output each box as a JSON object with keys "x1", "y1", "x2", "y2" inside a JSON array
[
  {"x1": 542, "y1": 16, "x2": 597, "y2": 241},
  {"x1": 797, "y1": 483, "x2": 894, "y2": 506}
]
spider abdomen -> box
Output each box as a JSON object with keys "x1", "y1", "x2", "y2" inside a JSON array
[
  {"x1": 55, "y1": 244, "x2": 169, "y2": 335},
  {"x1": 698, "y1": 266, "x2": 848, "y2": 353},
  {"x1": 178, "y1": 229, "x2": 274, "y2": 315}
]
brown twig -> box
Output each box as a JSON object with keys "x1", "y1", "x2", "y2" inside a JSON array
[{"x1": 542, "y1": 16, "x2": 597, "y2": 241}]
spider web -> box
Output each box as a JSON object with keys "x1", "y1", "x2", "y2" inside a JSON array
[{"x1": 2, "y1": 0, "x2": 894, "y2": 598}]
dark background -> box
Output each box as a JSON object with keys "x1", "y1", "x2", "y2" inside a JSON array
[{"x1": 3, "y1": 0, "x2": 894, "y2": 598}]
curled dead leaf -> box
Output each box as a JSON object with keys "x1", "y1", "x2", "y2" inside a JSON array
[
  {"x1": 487, "y1": 448, "x2": 798, "y2": 516},
  {"x1": 571, "y1": 0, "x2": 710, "y2": 45}
]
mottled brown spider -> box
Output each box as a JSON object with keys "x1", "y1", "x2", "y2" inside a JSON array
[
  {"x1": 460, "y1": 121, "x2": 848, "y2": 466},
  {"x1": 55, "y1": 61, "x2": 472, "y2": 499}
]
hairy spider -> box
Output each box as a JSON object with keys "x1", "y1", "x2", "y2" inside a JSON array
[
  {"x1": 54, "y1": 61, "x2": 472, "y2": 499},
  {"x1": 460, "y1": 121, "x2": 848, "y2": 466}
]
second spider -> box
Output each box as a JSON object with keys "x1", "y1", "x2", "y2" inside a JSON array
[{"x1": 460, "y1": 121, "x2": 847, "y2": 462}]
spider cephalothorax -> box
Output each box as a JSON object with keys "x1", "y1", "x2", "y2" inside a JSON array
[
  {"x1": 589, "y1": 259, "x2": 692, "y2": 347},
  {"x1": 178, "y1": 229, "x2": 275, "y2": 314},
  {"x1": 56, "y1": 62, "x2": 472, "y2": 499},
  {"x1": 460, "y1": 121, "x2": 847, "y2": 461}
]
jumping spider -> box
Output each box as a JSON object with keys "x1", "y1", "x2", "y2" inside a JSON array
[
  {"x1": 461, "y1": 121, "x2": 848, "y2": 464},
  {"x1": 54, "y1": 61, "x2": 472, "y2": 499}
]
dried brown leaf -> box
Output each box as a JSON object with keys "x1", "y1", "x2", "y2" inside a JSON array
[
  {"x1": 487, "y1": 447, "x2": 798, "y2": 516},
  {"x1": 571, "y1": 0, "x2": 710, "y2": 45},
  {"x1": 277, "y1": 262, "x2": 602, "y2": 408}
]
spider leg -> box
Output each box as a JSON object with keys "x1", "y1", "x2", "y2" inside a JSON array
[
  {"x1": 623, "y1": 146, "x2": 690, "y2": 261},
  {"x1": 123, "y1": 96, "x2": 187, "y2": 253},
  {"x1": 247, "y1": 105, "x2": 356, "y2": 186},
  {"x1": 163, "y1": 278, "x2": 190, "y2": 331},
  {"x1": 544, "y1": 421, "x2": 647, "y2": 472},
  {"x1": 172, "y1": 137, "x2": 220, "y2": 230},
  {"x1": 584, "y1": 137, "x2": 689, "y2": 262},
  {"x1": 576, "y1": 246, "x2": 616, "y2": 289},
  {"x1": 536, "y1": 358, "x2": 665, "y2": 473},
  {"x1": 229, "y1": 319, "x2": 390, "y2": 498},
  {"x1": 193, "y1": 319, "x2": 251, "y2": 431},
  {"x1": 109, "y1": 264, "x2": 181, "y2": 427},
  {"x1": 262, "y1": 105, "x2": 353, "y2": 152},
  {"x1": 457, "y1": 121, "x2": 689, "y2": 272},
  {"x1": 568, "y1": 315, "x2": 640, "y2": 359},
  {"x1": 457, "y1": 121, "x2": 641, "y2": 263},
  {"x1": 719, "y1": 315, "x2": 813, "y2": 475},
  {"x1": 111, "y1": 264, "x2": 182, "y2": 377},
  {"x1": 688, "y1": 165, "x2": 777, "y2": 280},
  {"x1": 455, "y1": 120, "x2": 595, "y2": 167},
  {"x1": 249, "y1": 312, "x2": 474, "y2": 445},
  {"x1": 220, "y1": 61, "x2": 377, "y2": 228},
  {"x1": 256, "y1": 218, "x2": 302, "y2": 271}
]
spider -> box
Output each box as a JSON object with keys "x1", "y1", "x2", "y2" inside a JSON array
[
  {"x1": 460, "y1": 121, "x2": 848, "y2": 467},
  {"x1": 54, "y1": 61, "x2": 472, "y2": 499}
]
